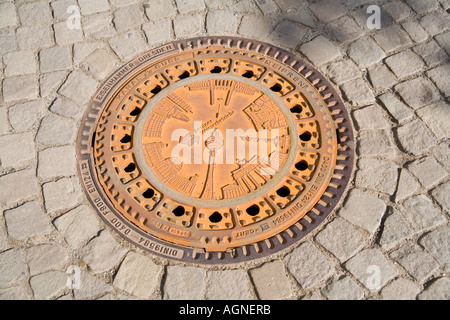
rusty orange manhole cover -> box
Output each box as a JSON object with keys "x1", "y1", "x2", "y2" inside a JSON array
[{"x1": 77, "y1": 37, "x2": 354, "y2": 264}]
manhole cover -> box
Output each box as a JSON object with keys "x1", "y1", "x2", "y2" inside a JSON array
[{"x1": 77, "y1": 37, "x2": 354, "y2": 264}]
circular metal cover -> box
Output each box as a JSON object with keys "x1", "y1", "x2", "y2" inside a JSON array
[{"x1": 77, "y1": 37, "x2": 354, "y2": 265}]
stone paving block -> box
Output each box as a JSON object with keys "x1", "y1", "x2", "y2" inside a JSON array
[
  {"x1": 379, "y1": 209, "x2": 414, "y2": 249},
  {"x1": 390, "y1": 242, "x2": 439, "y2": 282},
  {"x1": 300, "y1": 36, "x2": 341, "y2": 66},
  {"x1": 301, "y1": 291, "x2": 323, "y2": 300},
  {"x1": 309, "y1": 0, "x2": 346, "y2": 22},
  {"x1": 53, "y1": 204, "x2": 101, "y2": 249},
  {"x1": 79, "y1": 0, "x2": 110, "y2": 14},
  {"x1": 427, "y1": 64, "x2": 450, "y2": 97},
  {"x1": 419, "y1": 11, "x2": 450, "y2": 36},
  {"x1": 0, "y1": 108, "x2": 7, "y2": 135},
  {"x1": 413, "y1": 40, "x2": 448, "y2": 67},
  {"x1": 432, "y1": 141, "x2": 450, "y2": 171},
  {"x1": 418, "y1": 277, "x2": 450, "y2": 300},
  {"x1": 402, "y1": 20, "x2": 429, "y2": 43},
  {"x1": 30, "y1": 271, "x2": 68, "y2": 300},
  {"x1": 284, "y1": 241, "x2": 333, "y2": 289},
  {"x1": 58, "y1": 71, "x2": 98, "y2": 104},
  {"x1": 206, "y1": 10, "x2": 239, "y2": 34},
  {"x1": 0, "y1": 249, "x2": 28, "y2": 288},
  {"x1": 385, "y1": 50, "x2": 424, "y2": 79},
  {"x1": 0, "y1": 3, "x2": 18, "y2": 29},
  {"x1": 36, "y1": 114, "x2": 78, "y2": 146},
  {"x1": 380, "y1": 278, "x2": 420, "y2": 300},
  {"x1": 42, "y1": 177, "x2": 83, "y2": 213},
  {"x1": 367, "y1": 64, "x2": 396, "y2": 90},
  {"x1": 40, "y1": 47, "x2": 73, "y2": 73},
  {"x1": 3, "y1": 50, "x2": 37, "y2": 77},
  {"x1": 0, "y1": 132, "x2": 35, "y2": 168},
  {"x1": 435, "y1": 31, "x2": 450, "y2": 55},
  {"x1": 81, "y1": 49, "x2": 119, "y2": 81},
  {"x1": 357, "y1": 130, "x2": 397, "y2": 156},
  {"x1": 383, "y1": 1, "x2": 411, "y2": 22},
  {"x1": 17, "y1": 26, "x2": 53, "y2": 50},
  {"x1": 347, "y1": 37, "x2": 385, "y2": 68},
  {"x1": 8, "y1": 100, "x2": 41, "y2": 132},
  {"x1": 233, "y1": 0, "x2": 260, "y2": 13},
  {"x1": 321, "y1": 276, "x2": 364, "y2": 300},
  {"x1": 431, "y1": 182, "x2": 450, "y2": 213},
  {"x1": 113, "y1": 252, "x2": 163, "y2": 299},
  {"x1": 270, "y1": 20, "x2": 308, "y2": 49},
  {"x1": 82, "y1": 13, "x2": 115, "y2": 40},
  {"x1": 74, "y1": 42, "x2": 101, "y2": 65},
  {"x1": 26, "y1": 244, "x2": 69, "y2": 276},
  {"x1": 205, "y1": 269, "x2": 253, "y2": 299},
  {"x1": 378, "y1": 93, "x2": 413, "y2": 124},
  {"x1": 339, "y1": 189, "x2": 386, "y2": 234},
  {"x1": 419, "y1": 224, "x2": 450, "y2": 272},
  {"x1": 250, "y1": 260, "x2": 292, "y2": 300},
  {"x1": 80, "y1": 231, "x2": 127, "y2": 274},
  {"x1": 18, "y1": 2, "x2": 52, "y2": 26},
  {"x1": 143, "y1": 20, "x2": 173, "y2": 45},
  {"x1": 73, "y1": 269, "x2": 113, "y2": 299},
  {"x1": 0, "y1": 29, "x2": 15, "y2": 54},
  {"x1": 408, "y1": 156, "x2": 448, "y2": 189},
  {"x1": 238, "y1": 15, "x2": 274, "y2": 40},
  {"x1": 113, "y1": 5, "x2": 143, "y2": 32},
  {"x1": 406, "y1": 0, "x2": 440, "y2": 14},
  {"x1": 38, "y1": 145, "x2": 77, "y2": 180},
  {"x1": 145, "y1": 0, "x2": 177, "y2": 21},
  {"x1": 176, "y1": 0, "x2": 206, "y2": 13},
  {"x1": 0, "y1": 169, "x2": 40, "y2": 206},
  {"x1": 352, "y1": 104, "x2": 389, "y2": 130},
  {"x1": 373, "y1": 24, "x2": 412, "y2": 53},
  {"x1": 109, "y1": 31, "x2": 148, "y2": 61},
  {"x1": 401, "y1": 195, "x2": 446, "y2": 232},
  {"x1": 283, "y1": 8, "x2": 316, "y2": 28},
  {"x1": 0, "y1": 285, "x2": 31, "y2": 300},
  {"x1": 40, "y1": 71, "x2": 69, "y2": 97},
  {"x1": 163, "y1": 266, "x2": 206, "y2": 300},
  {"x1": 394, "y1": 169, "x2": 420, "y2": 202},
  {"x1": 3, "y1": 75, "x2": 39, "y2": 103},
  {"x1": 54, "y1": 21, "x2": 84, "y2": 46},
  {"x1": 315, "y1": 217, "x2": 366, "y2": 262},
  {"x1": 0, "y1": 223, "x2": 7, "y2": 251},
  {"x1": 110, "y1": 0, "x2": 141, "y2": 7},
  {"x1": 356, "y1": 158, "x2": 399, "y2": 194},
  {"x1": 323, "y1": 59, "x2": 360, "y2": 85},
  {"x1": 396, "y1": 119, "x2": 437, "y2": 155},
  {"x1": 4, "y1": 201, "x2": 52, "y2": 240},
  {"x1": 204, "y1": 0, "x2": 232, "y2": 9},
  {"x1": 254, "y1": 0, "x2": 279, "y2": 14},
  {"x1": 51, "y1": 0, "x2": 78, "y2": 20},
  {"x1": 173, "y1": 13, "x2": 204, "y2": 38},
  {"x1": 341, "y1": 79, "x2": 375, "y2": 107},
  {"x1": 344, "y1": 248, "x2": 399, "y2": 291}
]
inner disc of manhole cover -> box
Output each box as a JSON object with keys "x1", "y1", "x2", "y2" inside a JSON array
[{"x1": 77, "y1": 37, "x2": 354, "y2": 264}]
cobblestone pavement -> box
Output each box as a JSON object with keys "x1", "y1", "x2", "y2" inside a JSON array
[{"x1": 0, "y1": 0, "x2": 449, "y2": 300}]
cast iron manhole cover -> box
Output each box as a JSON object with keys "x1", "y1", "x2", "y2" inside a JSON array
[{"x1": 77, "y1": 37, "x2": 354, "y2": 264}]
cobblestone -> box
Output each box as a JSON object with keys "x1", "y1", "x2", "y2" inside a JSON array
[
  {"x1": 79, "y1": 0, "x2": 110, "y2": 14},
  {"x1": 431, "y1": 182, "x2": 450, "y2": 213},
  {"x1": 18, "y1": 2, "x2": 52, "y2": 26},
  {"x1": 0, "y1": 3, "x2": 18, "y2": 29},
  {"x1": 401, "y1": 195, "x2": 446, "y2": 232},
  {"x1": 378, "y1": 93, "x2": 413, "y2": 124},
  {"x1": 325, "y1": 16, "x2": 364, "y2": 44},
  {"x1": 419, "y1": 11, "x2": 450, "y2": 36},
  {"x1": 380, "y1": 278, "x2": 420, "y2": 300},
  {"x1": 17, "y1": 26, "x2": 53, "y2": 50},
  {"x1": 250, "y1": 260, "x2": 292, "y2": 300},
  {"x1": 0, "y1": 132, "x2": 35, "y2": 168},
  {"x1": 427, "y1": 64, "x2": 450, "y2": 97},
  {"x1": 379, "y1": 209, "x2": 414, "y2": 249},
  {"x1": 358, "y1": 130, "x2": 397, "y2": 157},
  {"x1": 323, "y1": 59, "x2": 360, "y2": 85},
  {"x1": 113, "y1": 5, "x2": 144, "y2": 32},
  {"x1": 81, "y1": 49, "x2": 120, "y2": 81},
  {"x1": 51, "y1": 0, "x2": 78, "y2": 20},
  {"x1": 53, "y1": 22, "x2": 84, "y2": 46},
  {"x1": 73, "y1": 269, "x2": 113, "y2": 299},
  {"x1": 396, "y1": 119, "x2": 437, "y2": 155},
  {"x1": 82, "y1": 13, "x2": 115, "y2": 40},
  {"x1": 0, "y1": 249, "x2": 28, "y2": 288},
  {"x1": 309, "y1": 0, "x2": 346, "y2": 22},
  {"x1": 373, "y1": 24, "x2": 412, "y2": 53},
  {"x1": 26, "y1": 244, "x2": 69, "y2": 276},
  {"x1": 205, "y1": 269, "x2": 253, "y2": 299},
  {"x1": 347, "y1": 37, "x2": 385, "y2": 68},
  {"x1": 435, "y1": 31, "x2": 450, "y2": 55},
  {"x1": 0, "y1": 29, "x2": 15, "y2": 55},
  {"x1": 30, "y1": 271, "x2": 68, "y2": 299},
  {"x1": 356, "y1": 158, "x2": 399, "y2": 194},
  {"x1": 58, "y1": 71, "x2": 99, "y2": 104},
  {"x1": 207, "y1": 10, "x2": 239, "y2": 34},
  {"x1": 368, "y1": 64, "x2": 396, "y2": 90},
  {"x1": 418, "y1": 277, "x2": 450, "y2": 300},
  {"x1": 352, "y1": 104, "x2": 389, "y2": 130},
  {"x1": 408, "y1": 156, "x2": 448, "y2": 189},
  {"x1": 238, "y1": 15, "x2": 274, "y2": 40},
  {"x1": 321, "y1": 276, "x2": 364, "y2": 300},
  {"x1": 385, "y1": 50, "x2": 424, "y2": 79},
  {"x1": 300, "y1": 36, "x2": 341, "y2": 66},
  {"x1": 270, "y1": 20, "x2": 309, "y2": 49},
  {"x1": 0, "y1": 285, "x2": 31, "y2": 300},
  {"x1": 413, "y1": 40, "x2": 447, "y2": 67},
  {"x1": 0, "y1": 169, "x2": 40, "y2": 206},
  {"x1": 3, "y1": 50, "x2": 37, "y2": 77},
  {"x1": 395, "y1": 77, "x2": 440, "y2": 110},
  {"x1": 143, "y1": 20, "x2": 173, "y2": 45},
  {"x1": 40, "y1": 71, "x2": 69, "y2": 97},
  {"x1": 395, "y1": 169, "x2": 420, "y2": 202},
  {"x1": 341, "y1": 79, "x2": 376, "y2": 107},
  {"x1": 42, "y1": 177, "x2": 83, "y2": 213},
  {"x1": 383, "y1": 1, "x2": 411, "y2": 22},
  {"x1": 109, "y1": 31, "x2": 148, "y2": 61},
  {"x1": 3, "y1": 75, "x2": 39, "y2": 103},
  {"x1": 38, "y1": 145, "x2": 77, "y2": 180},
  {"x1": 145, "y1": 0, "x2": 177, "y2": 21},
  {"x1": 402, "y1": 20, "x2": 429, "y2": 43},
  {"x1": 406, "y1": 0, "x2": 440, "y2": 14},
  {"x1": 40, "y1": 47, "x2": 73, "y2": 73},
  {"x1": 163, "y1": 266, "x2": 206, "y2": 300},
  {"x1": 176, "y1": 0, "x2": 206, "y2": 13},
  {"x1": 255, "y1": 0, "x2": 278, "y2": 14},
  {"x1": 49, "y1": 98, "x2": 85, "y2": 120},
  {"x1": 36, "y1": 114, "x2": 78, "y2": 146}
]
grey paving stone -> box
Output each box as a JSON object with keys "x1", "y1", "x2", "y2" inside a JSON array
[
  {"x1": 0, "y1": 169, "x2": 40, "y2": 206},
  {"x1": 315, "y1": 217, "x2": 366, "y2": 262},
  {"x1": 81, "y1": 49, "x2": 119, "y2": 81},
  {"x1": 396, "y1": 119, "x2": 437, "y2": 155},
  {"x1": 143, "y1": 20, "x2": 173, "y2": 45},
  {"x1": 110, "y1": 0, "x2": 141, "y2": 7},
  {"x1": 173, "y1": 13, "x2": 204, "y2": 38},
  {"x1": 431, "y1": 182, "x2": 450, "y2": 213},
  {"x1": 270, "y1": 20, "x2": 309, "y2": 49},
  {"x1": 16, "y1": 26, "x2": 53, "y2": 50},
  {"x1": 309, "y1": 0, "x2": 346, "y2": 22},
  {"x1": 300, "y1": 35, "x2": 341, "y2": 66},
  {"x1": 419, "y1": 224, "x2": 450, "y2": 272},
  {"x1": 3, "y1": 75, "x2": 39, "y2": 103},
  {"x1": 0, "y1": 132, "x2": 35, "y2": 168},
  {"x1": 58, "y1": 71, "x2": 98, "y2": 104},
  {"x1": 82, "y1": 13, "x2": 115, "y2": 40},
  {"x1": 395, "y1": 169, "x2": 420, "y2": 202},
  {"x1": 406, "y1": 0, "x2": 440, "y2": 14},
  {"x1": 321, "y1": 276, "x2": 364, "y2": 300},
  {"x1": 254, "y1": 0, "x2": 279, "y2": 14},
  {"x1": 0, "y1": 3, "x2": 18, "y2": 29},
  {"x1": 347, "y1": 37, "x2": 386, "y2": 68},
  {"x1": 323, "y1": 59, "x2": 360, "y2": 85},
  {"x1": 74, "y1": 42, "x2": 101, "y2": 65},
  {"x1": 53, "y1": 21, "x2": 84, "y2": 46},
  {"x1": 238, "y1": 15, "x2": 274, "y2": 40},
  {"x1": 408, "y1": 156, "x2": 448, "y2": 189},
  {"x1": 163, "y1": 266, "x2": 206, "y2": 300},
  {"x1": 341, "y1": 79, "x2": 375, "y2": 107},
  {"x1": 345, "y1": 248, "x2": 399, "y2": 291},
  {"x1": 3, "y1": 50, "x2": 37, "y2": 77},
  {"x1": 385, "y1": 50, "x2": 424, "y2": 79},
  {"x1": 401, "y1": 195, "x2": 446, "y2": 232},
  {"x1": 379, "y1": 209, "x2": 414, "y2": 249},
  {"x1": 39, "y1": 47, "x2": 73, "y2": 73},
  {"x1": 357, "y1": 130, "x2": 398, "y2": 156},
  {"x1": 40, "y1": 71, "x2": 69, "y2": 98},
  {"x1": 145, "y1": 0, "x2": 177, "y2": 21},
  {"x1": 250, "y1": 260, "x2": 292, "y2": 300},
  {"x1": 0, "y1": 108, "x2": 7, "y2": 135},
  {"x1": 432, "y1": 141, "x2": 450, "y2": 171},
  {"x1": 53, "y1": 204, "x2": 101, "y2": 248},
  {"x1": 284, "y1": 241, "x2": 333, "y2": 289},
  {"x1": 427, "y1": 64, "x2": 450, "y2": 97},
  {"x1": 113, "y1": 252, "x2": 163, "y2": 299},
  {"x1": 413, "y1": 40, "x2": 448, "y2": 67},
  {"x1": 4, "y1": 201, "x2": 52, "y2": 240},
  {"x1": 9, "y1": 100, "x2": 43, "y2": 132},
  {"x1": 339, "y1": 189, "x2": 387, "y2": 234},
  {"x1": 109, "y1": 31, "x2": 148, "y2": 61},
  {"x1": 205, "y1": 269, "x2": 253, "y2": 300},
  {"x1": 0, "y1": 29, "x2": 15, "y2": 54},
  {"x1": 206, "y1": 10, "x2": 239, "y2": 34},
  {"x1": 36, "y1": 114, "x2": 78, "y2": 146},
  {"x1": 233, "y1": 0, "x2": 260, "y2": 13},
  {"x1": 383, "y1": 1, "x2": 411, "y2": 21},
  {"x1": 51, "y1": 0, "x2": 78, "y2": 20},
  {"x1": 18, "y1": 2, "x2": 52, "y2": 26},
  {"x1": 79, "y1": 0, "x2": 110, "y2": 14},
  {"x1": 356, "y1": 158, "x2": 399, "y2": 194},
  {"x1": 283, "y1": 8, "x2": 316, "y2": 28},
  {"x1": 301, "y1": 291, "x2": 323, "y2": 300},
  {"x1": 205, "y1": 0, "x2": 232, "y2": 9},
  {"x1": 325, "y1": 16, "x2": 364, "y2": 44},
  {"x1": 435, "y1": 31, "x2": 450, "y2": 55},
  {"x1": 176, "y1": 0, "x2": 206, "y2": 13},
  {"x1": 378, "y1": 93, "x2": 414, "y2": 124},
  {"x1": 373, "y1": 24, "x2": 412, "y2": 53},
  {"x1": 73, "y1": 269, "x2": 113, "y2": 299},
  {"x1": 419, "y1": 11, "x2": 450, "y2": 36},
  {"x1": 380, "y1": 278, "x2": 420, "y2": 300},
  {"x1": 80, "y1": 231, "x2": 127, "y2": 274},
  {"x1": 38, "y1": 145, "x2": 77, "y2": 180},
  {"x1": 390, "y1": 242, "x2": 439, "y2": 282},
  {"x1": 0, "y1": 285, "x2": 31, "y2": 300},
  {"x1": 30, "y1": 271, "x2": 68, "y2": 299},
  {"x1": 113, "y1": 5, "x2": 143, "y2": 32},
  {"x1": 42, "y1": 177, "x2": 83, "y2": 213},
  {"x1": 26, "y1": 244, "x2": 69, "y2": 275},
  {"x1": 0, "y1": 223, "x2": 7, "y2": 252},
  {"x1": 0, "y1": 249, "x2": 28, "y2": 288},
  {"x1": 352, "y1": 104, "x2": 389, "y2": 130},
  {"x1": 402, "y1": 20, "x2": 429, "y2": 43},
  {"x1": 368, "y1": 64, "x2": 396, "y2": 90},
  {"x1": 418, "y1": 277, "x2": 450, "y2": 300}
]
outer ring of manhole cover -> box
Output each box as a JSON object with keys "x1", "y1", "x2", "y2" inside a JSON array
[{"x1": 76, "y1": 36, "x2": 355, "y2": 265}]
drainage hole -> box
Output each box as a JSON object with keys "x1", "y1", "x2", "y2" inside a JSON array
[
  {"x1": 178, "y1": 71, "x2": 190, "y2": 80},
  {"x1": 295, "y1": 160, "x2": 308, "y2": 171},
  {"x1": 209, "y1": 211, "x2": 223, "y2": 223},
  {"x1": 129, "y1": 107, "x2": 141, "y2": 116},
  {"x1": 290, "y1": 105, "x2": 303, "y2": 114},
  {"x1": 124, "y1": 163, "x2": 136, "y2": 172},
  {"x1": 120, "y1": 134, "x2": 132, "y2": 143},
  {"x1": 270, "y1": 83, "x2": 282, "y2": 92},
  {"x1": 242, "y1": 70, "x2": 254, "y2": 78},
  {"x1": 299, "y1": 131, "x2": 312, "y2": 141},
  {"x1": 210, "y1": 66, "x2": 222, "y2": 73},
  {"x1": 276, "y1": 186, "x2": 290, "y2": 198},
  {"x1": 142, "y1": 188, "x2": 154, "y2": 199},
  {"x1": 246, "y1": 204, "x2": 260, "y2": 216},
  {"x1": 150, "y1": 85, "x2": 162, "y2": 94},
  {"x1": 172, "y1": 206, "x2": 186, "y2": 217}
]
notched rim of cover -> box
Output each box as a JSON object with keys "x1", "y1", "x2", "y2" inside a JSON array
[{"x1": 76, "y1": 36, "x2": 355, "y2": 266}]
